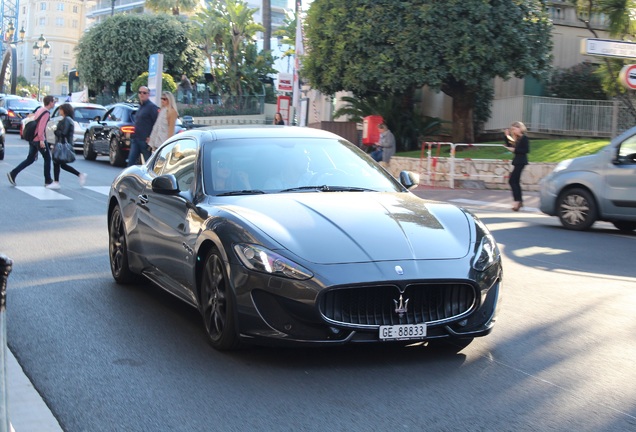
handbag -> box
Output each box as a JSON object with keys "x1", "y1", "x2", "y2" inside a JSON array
[{"x1": 52, "y1": 139, "x2": 76, "y2": 164}]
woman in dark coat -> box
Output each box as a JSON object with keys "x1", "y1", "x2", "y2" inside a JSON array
[
  {"x1": 504, "y1": 121, "x2": 530, "y2": 211},
  {"x1": 47, "y1": 104, "x2": 87, "y2": 189}
]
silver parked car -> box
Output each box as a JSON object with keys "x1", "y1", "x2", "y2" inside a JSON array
[
  {"x1": 539, "y1": 126, "x2": 636, "y2": 231},
  {"x1": 45, "y1": 102, "x2": 107, "y2": 151}
]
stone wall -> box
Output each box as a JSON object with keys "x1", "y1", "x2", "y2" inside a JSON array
[{"x1": 386, "y1": 156, "x2": 556, "y2": 191}]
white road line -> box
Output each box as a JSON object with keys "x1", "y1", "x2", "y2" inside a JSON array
[
  {"x1": 450, "y1": 198, "x2": 539, "y2": 213},
  {"x1": 15, "y1": 186, "x2": 72, "y2": 200},
  {"x1": 83, "y1": 186, "x2": 111, "y2": 196}
]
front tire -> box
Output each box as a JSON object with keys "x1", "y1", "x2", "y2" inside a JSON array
[
  {"x1": 199, "y1": 251, "x2": 240, "y2": 351},
  {"x1": 557, "y1": 188, "x2": 597, "y2": 231},
  {"x1": 83, "y1": 134, "x2": 97, "y2": 160},
  {"x1": 109, "y1": 205, "x2": 136, "y2": 284}
]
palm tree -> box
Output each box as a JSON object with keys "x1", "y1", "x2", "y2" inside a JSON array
[{"x1": 145, "y1": 0, "x2": 199, "y2": 15}]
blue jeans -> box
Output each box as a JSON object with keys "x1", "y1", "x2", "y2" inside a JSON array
[
  {"x1": 128, "y1": 138, "x2": 151, "y2": 167},
  {"x1": 371, "y1": 148, "x2": 383, "y2": 162},
  {"x1": 10, "y1": 141, "x2": 52, "y2": 184}
]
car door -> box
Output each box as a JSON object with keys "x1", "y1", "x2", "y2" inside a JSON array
[
  {"x1": 92, "y1": 106, "x2": 122, "y2": 153},
  {"x1": 45, "y1": 106, "x2": 62, "y2": 143},
  {"x1": 137, "y1": 138, "x2": 199, "y2": 296},
  {"x1": 602, "y1": 135, "x2": 636, "y2": 218}
]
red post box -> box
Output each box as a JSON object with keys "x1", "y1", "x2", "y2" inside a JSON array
[{"x1": 362, "y1": 115, "x2": 384, "y2": 145}]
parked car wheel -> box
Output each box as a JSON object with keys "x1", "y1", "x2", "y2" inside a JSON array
[
  {"x1": 612, "y1": 220, "x2": 636, "y2": 232},
  {"x1": 109, "y1": 137, "x2": 126, "y2": 167},
  {"x1": 199, "y1": 250, "x2": 240, "y2": 351},
  {"x1": 557, "y1": 188, "x2": 597, "y2": 230},
  {"x1": 109, "y1": 205, "x2": 136, "y2": 284},
  {"x1": 83, "y1": 134, "x2": 97, "y2": 160}
]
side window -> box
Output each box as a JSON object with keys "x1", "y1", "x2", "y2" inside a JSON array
[
  {"x1": 618, "y1": 136, "x2": 636, "y2": 164},
  {"x1": 159, "y1": 139, "x2": 198, "y2": 192},
  {"x1": 152, "y1": 143, "x2": 173, "y2": 176}
]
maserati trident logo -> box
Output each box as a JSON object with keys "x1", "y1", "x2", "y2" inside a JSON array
[{"x1": 393, "y1": 295, "x2": 409, "y2": 317}]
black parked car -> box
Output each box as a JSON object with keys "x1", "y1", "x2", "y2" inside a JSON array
[
  {"x1": 0, "y1": 95, "x2": 42, "y2": 132},
  {"x1": 84, "y1": 102, "x2": 185, "y2": 166},
  {"x1": 83, "y1": 102, "x2": 138, "y2": 166},
  {"x1": 108, "y1": 126, "x2": 502, "y2": 351}
]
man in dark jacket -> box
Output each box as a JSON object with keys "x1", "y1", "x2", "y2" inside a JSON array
[{"x1": 128, "y1": 86, "x2": 158, "y2": 166}]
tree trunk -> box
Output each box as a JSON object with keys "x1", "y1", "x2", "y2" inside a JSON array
[{"x1": 442, "y1": 80, "x2": 475, "y2": 144}]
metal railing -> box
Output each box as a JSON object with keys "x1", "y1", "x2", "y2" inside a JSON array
[
  {"x1": 484, "y1": 95, "x2": 635, "y2": 138},
  {"x1": 419, "y1": 142, "x2": 512, "y2": 189}
]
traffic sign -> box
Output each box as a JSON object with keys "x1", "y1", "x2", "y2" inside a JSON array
[
  {"x1": 581, "y1": 38, "x2": 636, "y2": 59},
  {"x1": 619, "y1": 64, "x2": 636, "y2": 90}
]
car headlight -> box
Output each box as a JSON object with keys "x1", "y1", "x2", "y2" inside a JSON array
[
  {"x1": 233, "y1": 243, "x2": 313, "y2": 280},
  {"x1": 472, "y1": 234, "x2": 500, "y2": 272},
  {"x1": 553, "y1": 159, "x2": 573, "y2": 173}
]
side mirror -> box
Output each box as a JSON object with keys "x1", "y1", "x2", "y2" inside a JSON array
[
  {"x1": 152, "y1": 174, "x2": 180, "y2": 195},
  {"x1": 399, "y1": 171, "x2": 420, "y2": 190}
]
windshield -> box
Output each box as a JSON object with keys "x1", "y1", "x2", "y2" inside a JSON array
[
  {"x1": 75, "y1": 107, "x2": 107, "y2": 122},
  {"x1": 202, "y1": 137, "x2": 404, "y2": 195},
  {"x1": 6, "y1": 99, "x2": 41, "y2": 111}
]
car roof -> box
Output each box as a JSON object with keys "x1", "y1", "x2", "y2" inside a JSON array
[{"x1": 183, "y1": 125, "x2": 346, "y2": 142}]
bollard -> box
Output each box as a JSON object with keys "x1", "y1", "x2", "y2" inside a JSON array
[{"x1": 0, "y1": 254, "x2": 13, "y2": 432}]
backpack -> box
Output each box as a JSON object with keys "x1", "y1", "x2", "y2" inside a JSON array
[{"x1": 23, "y1": 110, "x2": 47, "y2": 142}]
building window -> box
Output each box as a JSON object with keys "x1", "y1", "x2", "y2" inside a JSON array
[
  {"x1": 61, "y1": 85, "x2": 68, "y2": 95},
  {"x1": 72, "y1": 20, "x2": 78, "y2": 29},
  {"x1": 44, "y1": 66, "x2": 51, "y2": 78},
  {"x1": 40, "y1": 2, "x2": 46, "y2": 11},
  {"x1": 73, "y1": 5, "x2": 78, "y2": 13},
  {"x1": 39, "y1": 17, "x2": 46, "y2": 26},
  {"x1": 57, "y1": 3, "x2": 64, "y2": 11},
  {"x1": 63, "y1": 44, "x2": 70, "y2": 55},
  {"x1": 62, "y1": 64, "x2": 69, "y2": 74},
  {"x1": 56, "y1": 17, "x2": 64, "y2": 26}
]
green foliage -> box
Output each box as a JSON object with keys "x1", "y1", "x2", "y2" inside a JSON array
[
  {"x1": 76, "y1": 14, "x2": 204, "y2": 95},
  {"x1": 144, "y1": 0, "x2": 199, "y2": 15},
  {"x1": 131, "y1": 72, "x2": 178, "y2": 94},
  {"x1": 547, "y1": 62, "x2": 608, "y2": 100},
  {"x1": 304, "y1": 0, "x2": 553, "y2": 143},
  {"x1": 190, "y1": 0, "x2": 274, "y2": 99},
  {"x1": 399, "y1": 138, "x2": 609, "y2": 163}
]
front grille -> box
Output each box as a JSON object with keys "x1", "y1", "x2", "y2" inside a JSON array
[{"x1": 319, "y1": 283, "x2": 476, "y2": 327}]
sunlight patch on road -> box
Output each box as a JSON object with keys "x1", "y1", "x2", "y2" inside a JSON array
[
  {"x1": 83, "y1": 186, "x2": 111, "y2": 196},
  {"x1": 16, "y1": 186, "x2": 72, "y2": 200},
  {"x1": 513, "y1": 246, "x2": 569, "y2": 258}
]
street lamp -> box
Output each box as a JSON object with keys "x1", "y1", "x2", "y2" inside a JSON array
[{"x1": 32, "y1": 34, "x2": 50, "y2": 102}]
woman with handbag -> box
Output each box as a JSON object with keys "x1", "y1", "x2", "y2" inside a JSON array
[{"x1": 47, "y1": 103, "x2": 87, "y2": 189}]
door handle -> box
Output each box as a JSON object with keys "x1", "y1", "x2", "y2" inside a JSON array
[{"x1": 138, "y1": 194, "x2": 149, "y2": 204}]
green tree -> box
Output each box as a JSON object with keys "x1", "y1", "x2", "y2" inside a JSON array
[
  {"x1": 190, "y1": 0, "x2": 274, "y2": 98},
  {"x1": 303, "y1": 0, "x2": 553, "y2": 145},
  {"x1": 76, "y1": 14, "x2": 204, "y2": 96},
  {"x1": 145, "y1": 0, "x2": 199, "y2": 15},
  {"x1": 131, "y1": 72, "x2": 178, "y2": 94}
]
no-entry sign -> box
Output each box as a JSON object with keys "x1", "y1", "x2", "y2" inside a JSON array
[{"x1": 619, "y1": 64, "x2": 636, "y2": 90}]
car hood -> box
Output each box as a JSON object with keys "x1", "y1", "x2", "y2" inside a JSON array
[{"x1": 215, "y1": 192, "x2": 473, "y2": 264}]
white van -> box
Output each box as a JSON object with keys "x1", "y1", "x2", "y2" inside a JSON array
[{"x1": 539, "y1": 127, "x2": 636, "y2": 231}]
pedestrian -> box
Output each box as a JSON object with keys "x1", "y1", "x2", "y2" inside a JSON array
[
  {"x1": 148, "y1": 92, "x2": 179, "y2": 152},
  {"x1": 7, "y1": 95, "x2": 56, "y2": 187},
  {"x1": 273, "y1": 112, "x2": 285, "y2": 125},
  {"x1": 65, "y1": 92, "x2": 72, "y2": 102},
  {"x1": 504, "y1": 121, "x2": 530, "y2": 211},
  {"x1": 178, "y1": 74, "x2": 193, "y2": 104},
  {"x1": 371, "y1": 122, "x2": 396, "y2": 166},
  {"x1": 47, "y1": 103, "x2": 87, "y2": 189},
  {"x1": 128, "y1": 85, "x2": 158, "y2": 166}
]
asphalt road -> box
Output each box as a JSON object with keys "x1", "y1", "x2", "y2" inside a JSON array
[{"x1": 1, "y1": 131, "x2": 635, "y2": 431}]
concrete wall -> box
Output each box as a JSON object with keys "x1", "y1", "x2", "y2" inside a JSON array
[{"x1": 386, "y1": 156, "x2": 556, "y2": 191}]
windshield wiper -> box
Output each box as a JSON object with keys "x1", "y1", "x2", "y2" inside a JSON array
[
  {"x1": 216, "y1": 190, "x2": 266, "y2": 196},
  {"x1": 321, "y1": 186, "x2": 377, "y2": 192},
  {"x1": 280, "y1": 185, "x2": 330, "y2": 193}
]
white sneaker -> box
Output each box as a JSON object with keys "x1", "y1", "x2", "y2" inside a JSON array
[
  {"x1": 46, "y1": 182, "x2": 61, "y2": 190},
  {"x1": 79, "y1": 173, "x2": 87, "y2": 187}
]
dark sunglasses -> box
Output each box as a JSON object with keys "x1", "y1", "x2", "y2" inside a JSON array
[
  {"x1": 138, "y1": 91, "x2": 148, "y2": 94},
  {"x1": 161, "y1": 97, "x2": 167, "y2": 101}
]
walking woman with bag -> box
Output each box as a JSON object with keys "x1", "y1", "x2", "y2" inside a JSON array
[
  {"x1": 504, "y1": 121, "x2": 530, "y2": 211},
  {"x1": 47, "y1": 103, "x2": 87, "y2": 189}
]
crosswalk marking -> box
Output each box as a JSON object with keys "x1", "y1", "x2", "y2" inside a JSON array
[
  {"x1": 83, "y1": 186, "x2": 111, "y2": 196},
  {"x1": 450, "y1": 198, "x2": 539, "y2": 213},
  {"x1": 16, "y1": 186, "x2": 72, "y2": 200}
]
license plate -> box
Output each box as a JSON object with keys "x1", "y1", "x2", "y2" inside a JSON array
[{"x1": 379, "y1": 323, "x2": 427, "y2": 341}]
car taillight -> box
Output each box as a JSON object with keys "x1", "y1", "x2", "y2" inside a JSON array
[{"x1": 120, "y1": 125, "x2": 135, "y2": 134}]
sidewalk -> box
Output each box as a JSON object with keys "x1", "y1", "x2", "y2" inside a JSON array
[
  {"x1": 413, "y1": 185, "x2": 541, "y2": 212},
  {"x1": 7, "y1": 348, "x2": 62, "y2": 431}
]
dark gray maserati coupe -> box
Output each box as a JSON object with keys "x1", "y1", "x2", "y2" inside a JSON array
[{"x1": 108, "y1": 126, "x2": 502, "y2": 351}]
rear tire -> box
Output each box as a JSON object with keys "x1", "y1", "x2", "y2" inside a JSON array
[
  {"x1": 557, "y1": 188, "x2": 597, "y2": 231},
  {"x1": 109, "y1": 137, "x2": 126, "y2": 167}
]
